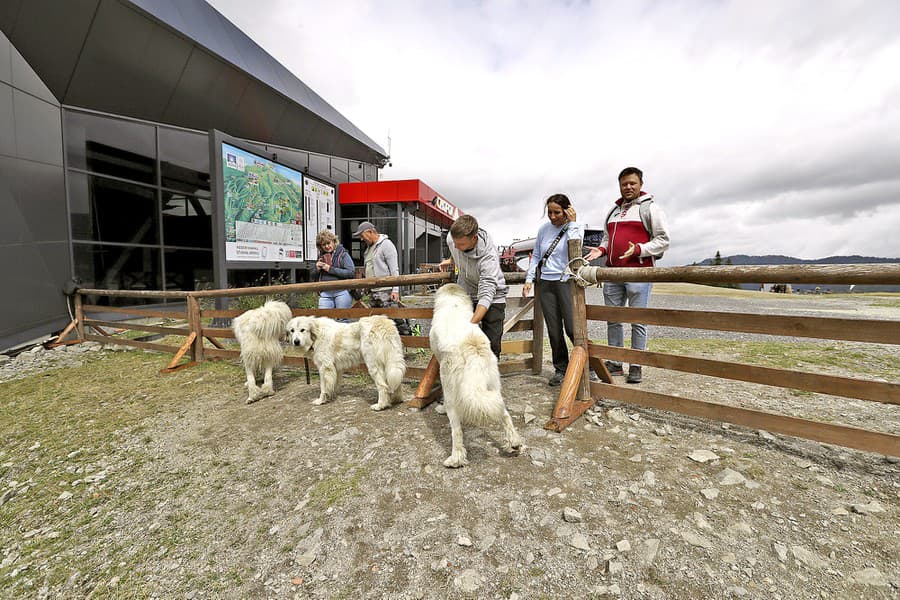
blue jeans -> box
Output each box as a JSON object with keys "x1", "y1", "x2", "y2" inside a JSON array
[
  {"x1": 603, "y1": 281, "x2": 652, "y2": 366},
  {"x1": 318, "y1": 290, "x2": 352, "y2": 322}
]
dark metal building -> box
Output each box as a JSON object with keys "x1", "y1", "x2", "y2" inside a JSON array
[{"x1": 0, "y1": 0, "x2": 388, "y2": 351}]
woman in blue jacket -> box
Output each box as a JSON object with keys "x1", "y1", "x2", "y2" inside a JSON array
[{"x1": 315, "y1": 230, "x2": 356, "y2": 312}]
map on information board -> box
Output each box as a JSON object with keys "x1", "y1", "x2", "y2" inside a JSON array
[{"x1": 222, "y1": 142, "x2": 305, "y2": 262}]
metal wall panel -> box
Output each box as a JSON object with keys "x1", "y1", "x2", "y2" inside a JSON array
[
  {"x1": 12, "y1": 88, "x2": 62, "y2": 165},
  {"x1": 0, "y1": 31, "x2": 11, "y2": 84},
  {"x1": 10, "y1": 44, "x2": 57, "y2": 105},
  {"x1": 0, "y1": 83, "x2": 14, "y2": 157}
]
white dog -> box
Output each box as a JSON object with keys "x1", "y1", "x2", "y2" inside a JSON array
[
  {"x1": 287, "y1": 315, "x2": 406, "y2": 410},
  {"x1": 232, "y1": 300, "x2": 293, "y2": 404},
  {"x1": 430, "y1": 283, "x2": 523, "y2": 467}
]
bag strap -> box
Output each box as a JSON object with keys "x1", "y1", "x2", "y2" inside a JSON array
[{"x1": 538, "y1": 224, "x2": 569, "y2": 268}]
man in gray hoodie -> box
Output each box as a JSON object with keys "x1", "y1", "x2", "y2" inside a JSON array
[
  {"x1": 353, "y1": 221, "x2": 412, "y2": 336},
  {"x1": 439, "y1": 215, "x2": 508, "y2": 358}
]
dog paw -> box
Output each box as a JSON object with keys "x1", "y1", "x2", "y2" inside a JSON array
[
  {"x1": 443, "y1": 454, "x2": 469, "y2": 468},
  {"x1": 312, "y1": 397, "x2": 327, "y2": 405},
  {"x1": 502, "y1": 441, "x2": 525, "y2": 455},
  {"x1": 371, "y1": 403, "x2": 389, "y2": 411},
  {"x1": 260, "y1": 386, "x2": 275, "y2": 397},
  {"x1": 246, "y1": 395, "x2": 260, "y2": 405}
]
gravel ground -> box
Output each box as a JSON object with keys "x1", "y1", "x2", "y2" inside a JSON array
[{"x1": 0, "y1": 287, "x2": 897, "y2": 599}]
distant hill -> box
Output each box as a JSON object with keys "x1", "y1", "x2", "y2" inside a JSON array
[{"x1": 691, "y1": 255, "x2": 900, "y2": 293}]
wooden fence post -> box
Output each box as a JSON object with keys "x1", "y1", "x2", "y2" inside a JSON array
[
  {"x1": 74, "y1": 293, "x2": 85, "y2": 341},
  {"x1": 188, "y1": 295, "x2": 203, "y2": 362},
  {"x1": 568, "y1": 238, "x2": 591, "y2": 401}
]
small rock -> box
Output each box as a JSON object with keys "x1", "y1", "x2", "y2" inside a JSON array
[
  {"x1": 847, "y1": 567, "x2": 889, "y2": 587},
  {"x1": 640, "y1": 539, "x2": 660, "y2": 565},
  {"x1": 773, "y1": 542, "x2": 788, "y2": 562},
  {"x1": 615, "y1": 539, "x2": 631, "y2": 553},
  {"x1": 643, "y1": 471, "x2": 656, "y2": 486},
  {"x1": 791, "y1": 545, "x2": 827, "y2": 569},
  {"x1": 700, "y1": 488, "x2": 719, "y2": 500},
  {"x1": 569, "y1": 533, "x2": 591, "y2": 551},
  {"x1": 607, "y1": 408, "x2": 628, "y2": 422},
  {"x1": 547, "y1": 487, "x2": 562, "y2": 496},
  {"x1": 758, "y1": 430, "x2": 776, "y2": 441},
  {"x1": 57, "y1": 491, "x2": 73, "y2": 501},
  {"x1": 727, "y1": 586, "x2": 748, "y2": 597},
  {"x1": 850, "y1": 501, "x2": 885, "y2": 515},
  {"x1": 688, "y1": 449, "x2": 720, "y2": 463},
  {"x1": 457, "y1": 535, "x2": 472, "y2": 547},
  {"x1": 831, "y1": 507, "x2": 848, "y2": 516},
  {"x1": 563, "y1": 507, "x2": 583, "y2": 523},
  {"x1": 607, "y1": 560, "x2": 623, "y2": 575},
  {"x1": 680, "y1": 531, "x2": 713, "y2": 549},
  {"x1": 524, "y1": 413, "x2": 537, "y2": 424},
  {"x1": 751, "y1": 501, "x2": 765, "y2": 511},
  {"x1": 717, "y1": 468, "x2": 746, "y2": 486},
  {"x1": 453, "y1": 569, "x2": 481, "y2": 593},
  {"x1": 727, "y1": 522, "x2": 753, "y2": 537},
  {"x1": 629, "y1": 454, "x2": 642, "y2": 463}
]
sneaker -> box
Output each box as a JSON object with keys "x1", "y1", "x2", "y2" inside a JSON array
[
  {"x1": 604, "y1": 361, "x2": 624, "y2": 376},
  {"x1": 626, "y1": 365, "x2": 643, "y2": 384},
  {"x1": 589, "y1": 370, "x2": 601, "y2": 383},
  {"x1": 549, "y1": 372, "x2": 564, "y2": 387}
]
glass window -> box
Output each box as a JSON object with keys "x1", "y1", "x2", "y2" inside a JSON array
[
  {"x1": 364, "y1": 164, "x2": 377, "y2": 181},
  {"x1": 73, "y1": 242, "x2": 161, "y2": 304},
  {"x1": 68, "y1": 172, "x2": 159, "y2": 244},
  {"x1": 164, "y1": 248, "x2": 213, "y2": 291},
  {"x1": 65, "y1": 110, "x2": 156, "y2": 183},
  {"x1": 330, "y1": 166, "x2": 349, "y2": 183},
  {"x1": 309, "y1": 153, "x2": 329, "y2": 179},
  {"x1": 159, "y1": 127, "x2": 210, "y2": 193},
  {"x1": 161, "y1": 190, "x2": 212, "y2": 248}
]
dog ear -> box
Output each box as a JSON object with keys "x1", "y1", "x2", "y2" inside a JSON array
[{"x1": 307, "y1": 318, "x2": 319, "y2": 342}]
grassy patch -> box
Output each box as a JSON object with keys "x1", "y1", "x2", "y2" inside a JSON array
[{"x1": 308, "y1": 465, "x2": 368, "y2": 509}]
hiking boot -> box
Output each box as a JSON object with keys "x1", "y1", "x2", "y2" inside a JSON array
[
  {"x1": 604, "y1": 361, "x2": 624, "y2": 376},
  {"x1": 549, "y1": 372, "x2": 564, "y2": 387},
  {"x1": 589, "y1": 370, "x2": 601, "y2": 383},
  {"x1": 626, "y1": 365, "x2": 643, "y2": 384}
]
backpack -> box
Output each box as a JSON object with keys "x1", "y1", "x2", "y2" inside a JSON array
[{"x1": 604, "y1": 198, "x2": 664, "y2": 260}]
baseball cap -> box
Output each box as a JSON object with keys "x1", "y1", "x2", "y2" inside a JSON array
[{"x1": 353, "y1": 221, "x2": 376, "y2": 238}]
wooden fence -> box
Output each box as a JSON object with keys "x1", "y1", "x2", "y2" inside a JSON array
[
  {"x1": 57, "y1": 259, "x2": 899, "y2": 457},
  {"x1": 544, "y1": 241, "x2": 900, "y2": 457}
]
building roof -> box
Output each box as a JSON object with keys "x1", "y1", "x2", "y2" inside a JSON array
[{"x1": 0, "y1": 0, "x2": 387, "y2": 164}]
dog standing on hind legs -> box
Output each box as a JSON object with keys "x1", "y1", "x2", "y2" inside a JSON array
[
  {"x1": 232, "y1": 300, "x2": 293, "y2": 404},
  {"x1": 430, "y1": 283, "x2": 523, "y2": 467}
]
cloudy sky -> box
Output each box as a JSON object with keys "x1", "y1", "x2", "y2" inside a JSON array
[{"x1": 208, "y1": 0, "x2": 900, "y2": 265}]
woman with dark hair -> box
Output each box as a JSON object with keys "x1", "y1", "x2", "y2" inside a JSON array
[
  {"x1": 315, "y1": 230, "x2": 355, "y2": 313},
  {"x1": 523, "y1": 194, "x2": 597, "y2": 386}
]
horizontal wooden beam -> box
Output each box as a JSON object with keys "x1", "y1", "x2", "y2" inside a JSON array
[
  {"x1": 589, "y1": 344, "x2": 899, "y2": 405},
  {"x1": 586, "y1": 305, "x2": 900, "y2": 345},
  {"x1": 202, "y1": 307, "x2": 435, "y2": 319},
  {"x1": 82, "y1": 334, "x2": 181, "y2": 354},
  {"x1": 579, "y1": 263, "x2": 900, "y2": 285},
  {"x1": 591, "y1": 382, "x2": 899, "y2": 457},
  {"x1": 84, "y1": 319, "x2": 189, "y2": 336},
  {"x1": 82, "y1": 305, "x2": 187, "y2": 319}
]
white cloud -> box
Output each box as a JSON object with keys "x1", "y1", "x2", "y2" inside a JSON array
[{"x1": 209, "y1": 0, "x2": 900, "y2": 265}]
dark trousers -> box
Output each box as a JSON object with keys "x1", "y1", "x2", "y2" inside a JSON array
[
  {"x1": 538, "y1": 279, "x2": 575, "y2": 374},
  {"x1": 476, "y1": 302, "x2": 506, "y2": 358}
]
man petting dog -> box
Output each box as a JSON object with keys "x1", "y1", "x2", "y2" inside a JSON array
[{"x1": 439, "y1": 215, "x2": 508, "y2": 358}]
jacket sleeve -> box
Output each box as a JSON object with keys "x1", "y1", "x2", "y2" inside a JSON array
[
  {"x1": 638, "y1": 203, "x2": 670, "y2": 259},
  {"x1": 329, "y1": 250, "x2": 356, "y2": 280},
  {"x1": 382, "y1": 239, "x2": 401, "y2": 294},
  {"x1": 476, "y1": 240, "x2": 504, "y2": 310}
]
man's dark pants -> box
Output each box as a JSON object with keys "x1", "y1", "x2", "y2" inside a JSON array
[{"x1": 477, "y1": 302, "x2": 506, "y2": 358}]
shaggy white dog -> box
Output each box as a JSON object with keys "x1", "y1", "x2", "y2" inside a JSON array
[
  {"x1": 232, "y1": 300, "x2": 293, "y2": 404},
  {"x1": 287, "y1": 315, "x2": 406, "y2": 410},
  {"x1": 430, "y1": 283, "x2": 523, "y2": 467}
]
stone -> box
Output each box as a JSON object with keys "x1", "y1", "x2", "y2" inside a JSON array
[
  {"x1": 773, "y1": 543, "x2": 788, "y2": 562},
  {"x1": 700, "y1": 488, "x2": 719, "y2": 500},
  {"x1": 607, "y1": 560, "x2": 623, "y2": 575},
  {"x1": 643, "y1": 471, "x2": 656, "y2": 486},
  {"x1": 717, "y1": 468, "x2": 746, "y2": 486},
  {"x1": 453, "y1": 569, "x2": 481, "y2": 593},
  {"x1": 457, "y1": 535, "x2": 472, "y2": 547},
  {"x1": 563, "y1": 507, "x2": 583, "y2": 523},
  {"x1": 847, "y1": 567, "x2": 889, "y2": 587},
  {"x1": 607, "y1": 408, "x2": 628, "y2": 423},
  {"x1": 569, "y1": 533, "x2": 591, "y2": 551},
  {"x1": 727, "y1": 586, "x2": 749, "y2": 597},
  {"x1": 524, "y1": 413, "x2": 537, "y2": 424},
  {"x1": 57, "y1": 491, "x2": 73, "y2": 501},
  {"x1": 727, "y1": 522, "x2": 753, "y2": 537},
  {"x1": 850, "y1": 501, "x2": 885, "y2": 515},
  {"x1": 688, "y1": 449, "x2": 720, "y2": 463},
  {"x1": 791, "y1": 545, "x2": 827, "y2": 569},
  {"x1": 640, "y1": 539, "x2": 660, "y2": 565},
  {"x1": 629, "y1": 454, "x2": 642, "y2": 462},
  {"x1": 615, "y1": 539, "x2": 631, "y2": 552},
  {"x1": 681, "y1": 531, "x2": 713, "y2": 549},
  {"x1": 831, "y1": 507, "x2": 848, "y2": 516},
  {"x1": 758, "y1": 430, "x2": 776, "y2": 441}
]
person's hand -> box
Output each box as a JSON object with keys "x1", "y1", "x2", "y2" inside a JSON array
[
  {"x1": 315, "y1": 260, "x2": 326, "y2": 271},
  {"x1": 438, "y1": 258, "x2": 453, "y2": 272},
  {"x1": 618, "y1": 242, "x2": 636, "y2": 260},
  {"x1": 390, "y1": 291, "x2": 400, "y2": 303},
  {"x1": 522, "y1": 282, "x2": 532, "y2": 298},
  {"x1": 584, "y1": 246, "x2": 604, "y2": 261},
  {"x1": 564, "y1": 206, "x2": 576, "y2": 222}
]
